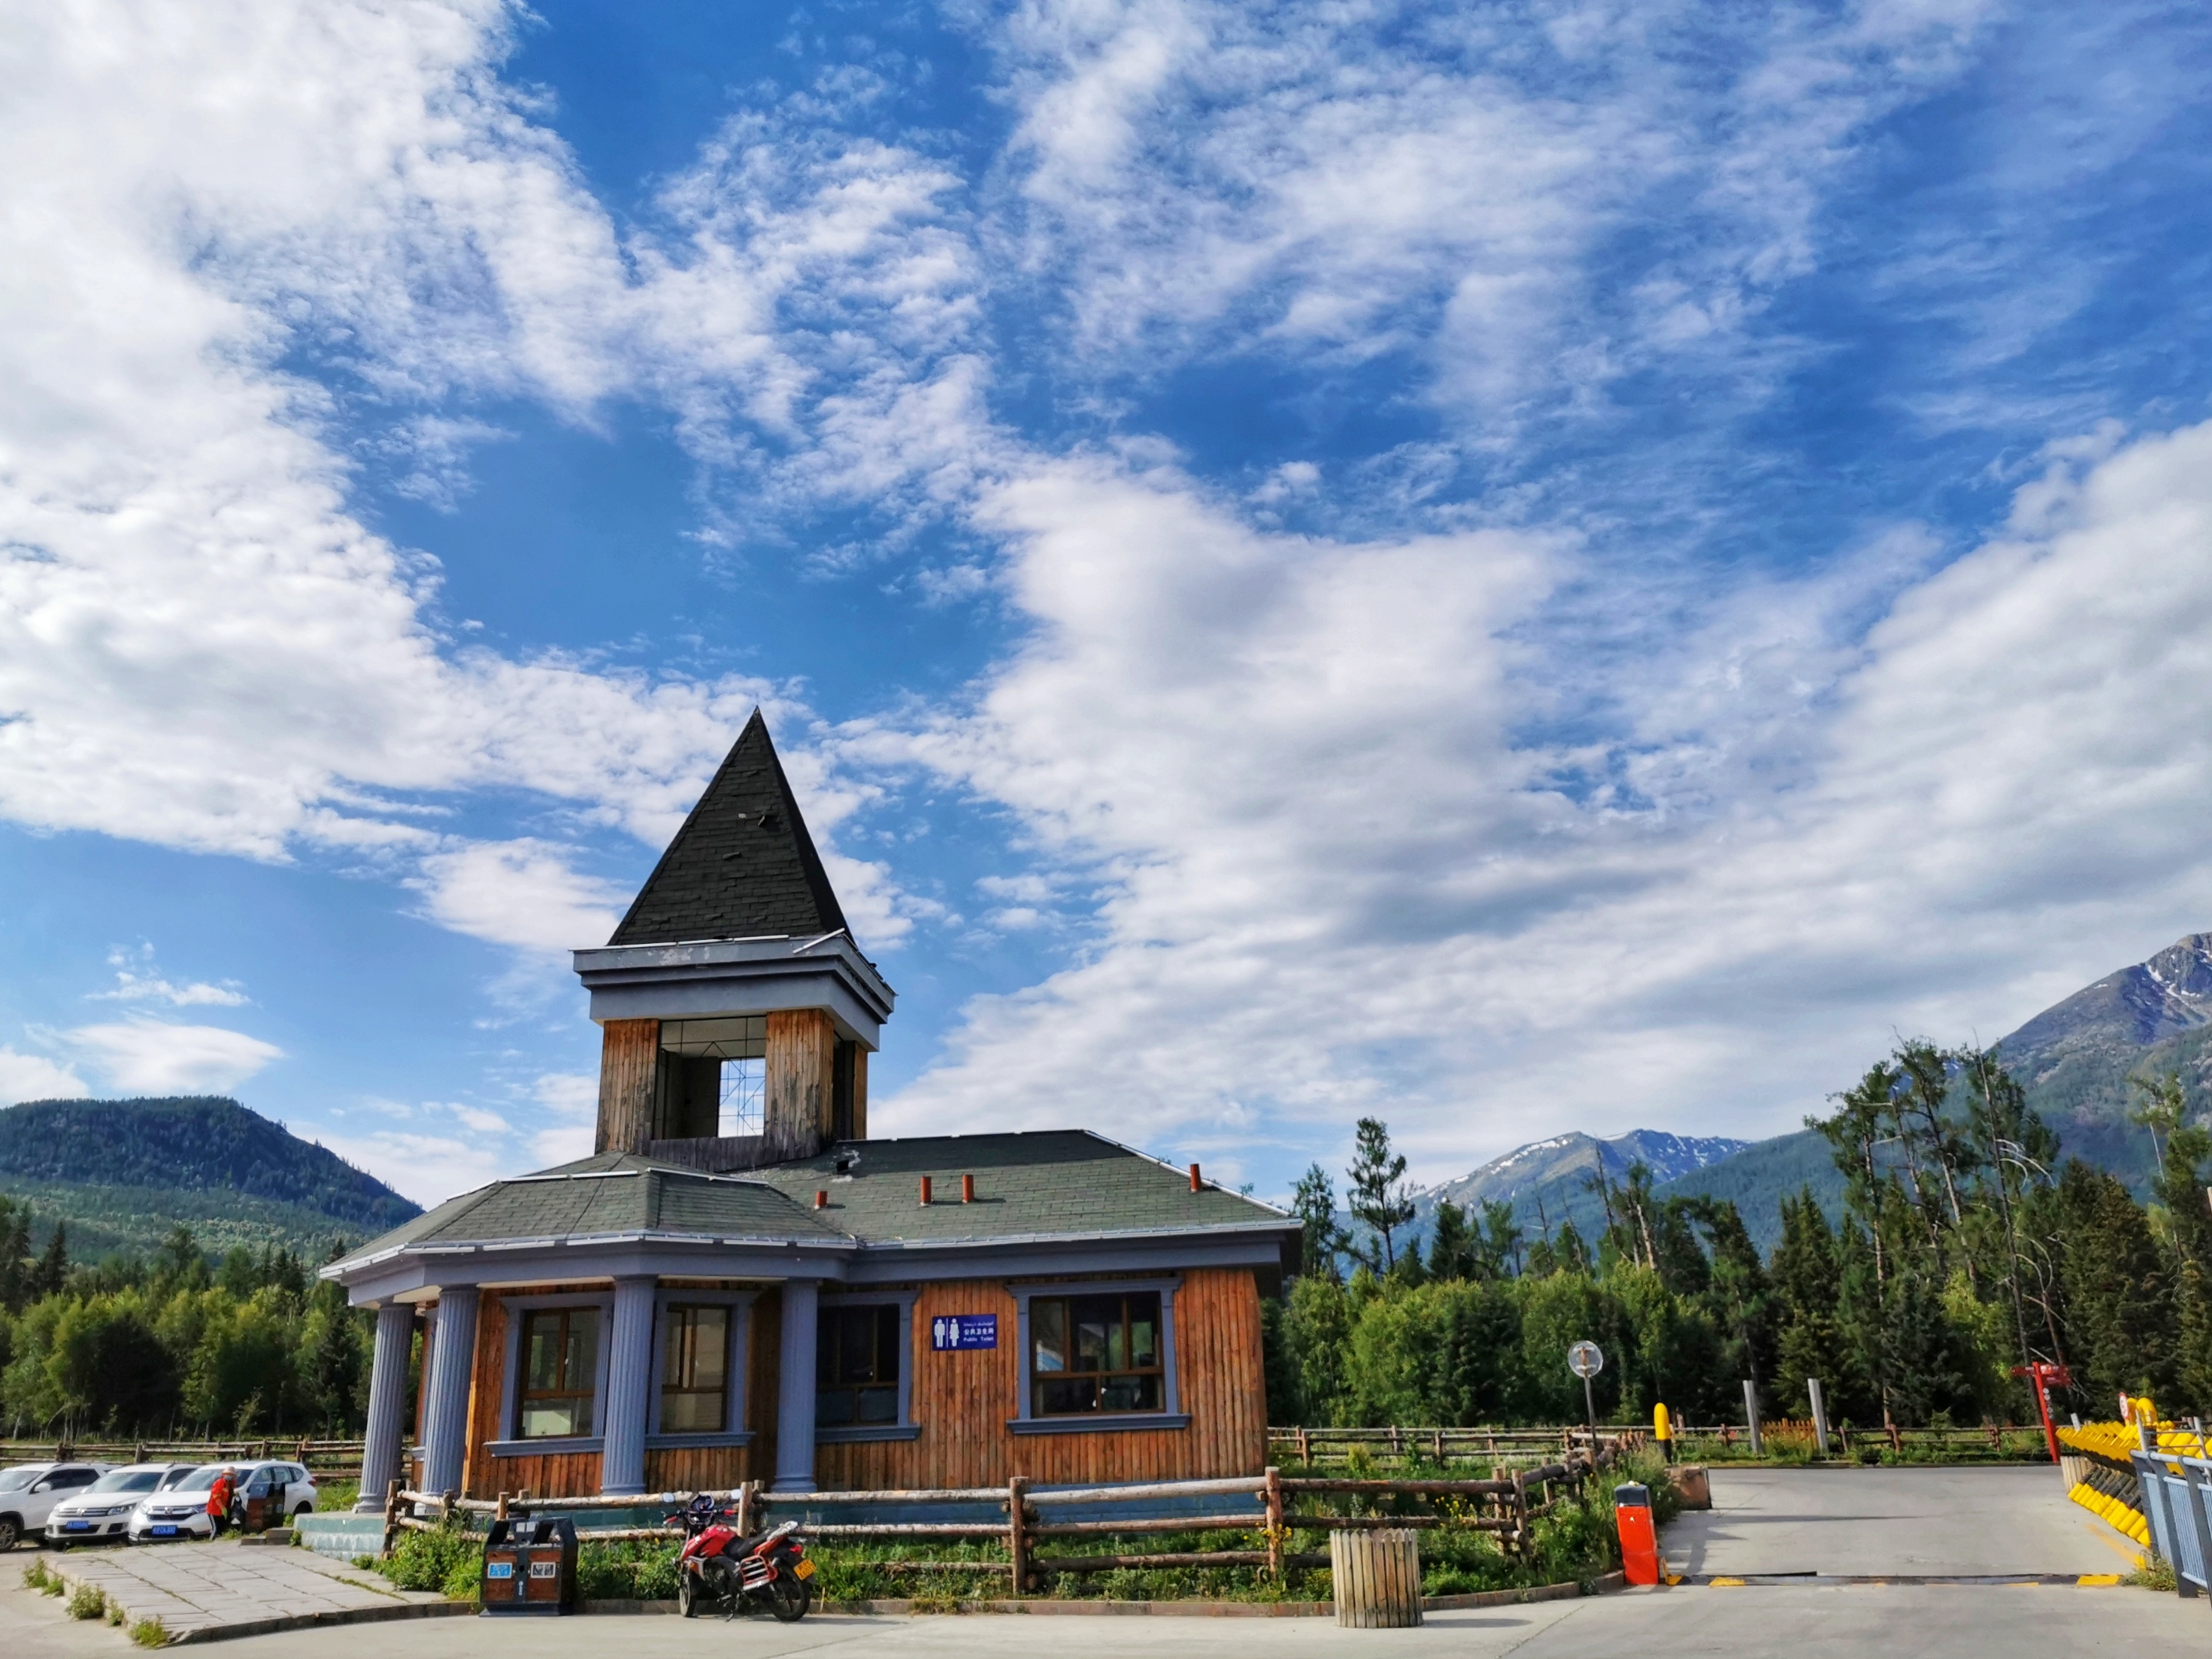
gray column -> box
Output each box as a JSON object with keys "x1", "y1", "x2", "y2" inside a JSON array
[
  {"x1": 1807, "y1": 1377, "x2": 1830, "y2": 1456},
  {"x1": 420, "y1": 1286, "x2": 479, "y2": 1497},
  {"x1": 355, "y1": 1303, "x2": 417, "y2": 1512},
  {"x1": 773, "y1": 1279, "x2": 819, "y2": 1493},
  {"x1": 599, "y1": 1276, "x2": 657, "y2": 1495}
]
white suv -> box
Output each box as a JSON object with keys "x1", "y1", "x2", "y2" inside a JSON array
[
  {"x1": 46, "y1": 1465, "x2": 199, "y2": 1548},
  {"x1": 127, "y1": 1461, "x2": 318, "y2": 1543},
  {"x1": 0, "y1": 1463, "x2": 110, "y2": 1551}
]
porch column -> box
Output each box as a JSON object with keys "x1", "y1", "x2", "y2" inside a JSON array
[
  {"x1": 420, "y1": 1286, "x2": 479, "y2": 1497},
  {"x1": 599, "y1": 1276, "x2": 657, "y2": 1495},
  {"x1": 354, "y1": 1303, "x2": 417, "y2": 1512},
  {"x1": 772, "y1": 1279, "x2": 820, "y2": 1493}
]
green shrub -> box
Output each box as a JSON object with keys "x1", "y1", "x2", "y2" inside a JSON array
[
  {"x1": 68, "y1": 1584, "x2": 108, "y2": 1620},
  {"x1": 128, "y1": 1616, "x2": 171, "y2": 1647},
  {"x1": 575, "y1": 1540, "x2": 679, "y2": 1601},
  {"x1": 373, "y1": 1519, "x2": 481, "y2": 1598},
  {"x1": 22, "y1": 1559, "x2": 59, "y2": 1594}
]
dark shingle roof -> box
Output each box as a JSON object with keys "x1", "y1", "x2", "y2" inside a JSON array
[
  {"x1": 336, "y1": 1135, "x2": 1292, "y2": 1267},
  {"x1": 609, "y1": 710, "x2": 848, "y2": 947},
  {"x1": 749, "y1": 1131, "x2": 1290, "y2": 1245},
  {"x1": 346, "y1": 1153, "x2": 843, "y2": 1256}
]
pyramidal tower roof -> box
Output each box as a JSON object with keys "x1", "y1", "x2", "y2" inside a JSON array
[{"x1": 608, "y1": 710, "x2": 849, "y2": 947}]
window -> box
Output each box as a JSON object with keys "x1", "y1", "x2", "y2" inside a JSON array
[
  {"x1": 518, "y1": 1306, "x2": 601, "y2": 1438},
  {"x1": 660, "y1": 1305, "x2": 730, "y2": 1433},
  {"x1": 1030, "y1": 1291, "x2": 1163, "y2": 1416},
  {"x1": 816, "y1": 1303, "x2": 900, "y2": 1427}
]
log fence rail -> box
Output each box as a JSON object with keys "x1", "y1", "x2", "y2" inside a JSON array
[{"x1": 380, "y1": 1432, "x2": 1642, "y2": 1590}]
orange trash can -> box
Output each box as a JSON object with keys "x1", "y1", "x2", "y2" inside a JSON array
[{"x1": 1614, "y1": 1482, "x2": 1660, "y2": 1586}]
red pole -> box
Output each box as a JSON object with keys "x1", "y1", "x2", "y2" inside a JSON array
[{"x1": 2031, "y1": 1367, "x2": 2058, "y2": 1465}]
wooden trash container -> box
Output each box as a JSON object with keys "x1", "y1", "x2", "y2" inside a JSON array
[{"x1": 1330, "y1": 1528, "x2": 1423, "y2": 1628}]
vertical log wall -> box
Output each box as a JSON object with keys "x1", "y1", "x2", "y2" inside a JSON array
[
  {"x1": 763, "y1": 1009, "x2": 836, "y2": 1159},
  {"x1": 595, "y1": 1018, "x2": 661, "y2": 1154}
]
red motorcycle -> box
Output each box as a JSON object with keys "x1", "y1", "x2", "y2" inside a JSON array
[{"x1": 668, "y1": 1495, "x2": 814, "y2": 1621}]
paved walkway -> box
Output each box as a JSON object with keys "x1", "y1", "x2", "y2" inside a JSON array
[
  {"x1": 34, "y1": 1538, "x2": 457, "y2": 1642},
  {"x1": 1661, "y1": 1465, "x2": 2141, "y2": 1578}
]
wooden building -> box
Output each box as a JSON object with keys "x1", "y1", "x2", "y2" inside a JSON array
[{"x1": 326, "y1": 711, "x2": 1298, "y2": 1504}]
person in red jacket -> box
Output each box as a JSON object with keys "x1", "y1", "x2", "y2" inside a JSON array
[{"x1": 207, "y1": 1467, "x2": 237, "y2": 1537}]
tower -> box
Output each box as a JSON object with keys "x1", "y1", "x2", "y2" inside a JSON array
[{"x1": 571, "y1": 710, "x2": 893, "y2": 1166}]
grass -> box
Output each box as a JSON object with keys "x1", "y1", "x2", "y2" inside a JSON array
[
  {"x1": 2127, "y1": 1558, "x2": 2177, "y2": 1593},
  {"x1": 128, "y1": 1616, "x2": 171, "y2": 1647},
  {"x1": 365, "y1": 1516, "x2": 482, "y2": 1601},
  {"x1": 312, "y1": 1480, "x2": 360, "y2": 1512},
  {"x1": 68, "y1": 1583, "x2": 108, "y2": 1620},
  {"x1": 23, "y1": 1558, "x2": 64, "y2": 1595}
]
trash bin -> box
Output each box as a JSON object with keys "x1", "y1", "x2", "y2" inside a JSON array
[{"x1": 481, "y1": 1516, "x2": 579, "y2": 1615}]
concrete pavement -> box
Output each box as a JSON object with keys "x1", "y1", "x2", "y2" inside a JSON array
[
  {"x1": 4, "y1": 1571, "x2": 2204, "y2": 1659},
  {"x1": 1661, "y1": 1465, "x2": 2141, "y2": 1578}
]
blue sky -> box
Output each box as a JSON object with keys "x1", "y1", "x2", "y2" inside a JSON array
[{"x1": 3, "y1": 0, "x2": 2211, "y2": 1209}]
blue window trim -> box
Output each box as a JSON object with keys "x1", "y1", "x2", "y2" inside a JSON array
[
  {"x1": 492, "y1": 1289, "x2": 615, "y2": 1455},
  {"x1": 1008, "y1": 1276, "x2": 1185, "y2": 1432},
  {"x1": 816, "y1": 1287, "x2": 918, "y2": 1444},
  {"x1": 647, "y1": 1286, "x2": 757, "y2": 1449}
]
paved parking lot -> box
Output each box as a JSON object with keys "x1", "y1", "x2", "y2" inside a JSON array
[{"x1": 1662, "y1": 1465, "x2": 2141, "y2": 1578}]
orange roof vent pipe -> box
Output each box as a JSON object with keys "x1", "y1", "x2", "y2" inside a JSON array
[
  {"x1": 1189, "y1": 1163, "x2": 1202, "y2": 1192},
  {"x1": 919, "y1": 1174, "x2": 933, "y2": 1207},
  {"x1": 962, "y1": 1173, "x2": 975, "y2": 1204},
  {"x1": 814, "y1": 1190, "x2": 828, "y2": 1210}
]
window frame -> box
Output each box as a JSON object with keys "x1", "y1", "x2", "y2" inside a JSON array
[
  {"x1": 488, "y1": 1290, "x2": 616, "y2": 1458},
  {"x1": 1009, "y1": 1277, "x2": 1188, "y2": 1435},
  {"x1": 646, "y1": 1286, "x2": 756, "y2": 1449},
  {"x1": 814, "y1": 1289, "x2": 919, "y2": 1444}
]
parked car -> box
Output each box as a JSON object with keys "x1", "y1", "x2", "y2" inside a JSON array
[
  {"x1": 0, "y1": 1462, "x2": 110, "y2": 1551},
  {"x1": 126, "y1": 1461, "x2": 317, "y2": 1543},
  {"x1": 45, "y1": 1465, "x2": 200, "y2": 1548}
]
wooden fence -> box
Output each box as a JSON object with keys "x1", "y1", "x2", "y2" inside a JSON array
[
  {"x1": 382, "y1": 1432, "x2": 1643, "y2": 1591},
  {"x1": 1271, "y1": 1420, "x2": 2045, "y2": 1465},
  {"x1": 0, "y1": 1438, "x2": 366, "y2": 1477}
]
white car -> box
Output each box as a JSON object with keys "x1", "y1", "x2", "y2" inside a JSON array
[
  {"x1": 0, "y1": 1463, "x2": 110, "y2": 1551},
  {"x1": 45, "y1": 1465, "x2": 200, "y2": 1548},
  {"x1": 126, "y1": 1461, "x2": 318, "y2": 1543}
]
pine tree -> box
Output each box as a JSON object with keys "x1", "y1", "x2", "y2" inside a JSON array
[
  {"x1": 1427, "y1": 1200, "x2": 1479, "y2": 1280},
  {"x1": 1346, "y1": 1118, "x2": 1415, "y2": 1270},
  {"x1": 1771, "y1": 1190, "x2": 1849, "y2": 1415},
  {"x1": 1475, "y1": 1200, "x2": 1524, "y2": 1279},
  {"x1": 1290, "y1": 1164, "x2": 1348, "y2": 1283},
  {"x1": 34, "y1": 1221, "x2": 68, "y2": 1297}
]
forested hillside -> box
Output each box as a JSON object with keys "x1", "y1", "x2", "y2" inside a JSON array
[{"x1": 0, "y1": 1097, "x2": 418, "y2": 1260}]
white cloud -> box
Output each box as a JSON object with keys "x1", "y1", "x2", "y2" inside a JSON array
[
  {"x1": 0, "y1": 1047, "x2": 89, "y2": 1104},
  {"x1": 0, "y1": 0, "x2": 926, "y2": 963},
  {"x1": 528, "y1": 1071, "x2": 600, "y2": 1167},
  {"x1": 873, "y1": 420, "x2": 2212, "y2": 1176},
  {"x1": 61, "y1": 1020, "x2": 284, "y2": 1095},
  {"x1": 91, "y1": 946, "x2": 250, "y2": 1008}
]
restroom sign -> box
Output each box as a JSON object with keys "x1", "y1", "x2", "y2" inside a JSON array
[{"x1": 932, "y1": 1314, "x2": 997, "y2": 1351}]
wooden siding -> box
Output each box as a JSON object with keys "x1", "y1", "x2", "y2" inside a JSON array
[
  {"x1": 441, "y1": 1269, "x2": 1263, "y2": 1498},
  {"x1": 764, "y1": 1010, "x2": 835, "y2": 1158},
  {"x1": 596, "y1": 1018, "x2": 661, "y2": 1155},
  {"x1": 813, "y1": 1267, "x2": 1267, "y2": 1491}
]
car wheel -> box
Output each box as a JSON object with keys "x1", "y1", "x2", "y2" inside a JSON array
[
  {"x1": 0, "y1": 1518, "x2": 18, "y2": 1552},
  {"x1": 293, "y1": 1503, "x2": 312, "y2": 1518}
]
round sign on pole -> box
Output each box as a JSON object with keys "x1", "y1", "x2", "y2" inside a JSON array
[{"x1": 1568, "y1": 1340, "x2": 1604, "y2": 1379}]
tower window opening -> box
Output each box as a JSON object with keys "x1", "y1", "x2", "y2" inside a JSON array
[{"x1": 720, "y1": 1055, "x2": 764, "y2": 1138}]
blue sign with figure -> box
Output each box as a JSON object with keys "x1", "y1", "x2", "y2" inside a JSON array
[{"x1": 931, "y1": 1314, "x2": 998, "y2": 1351}]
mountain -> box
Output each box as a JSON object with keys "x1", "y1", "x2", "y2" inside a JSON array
[
  {"x1": 1400, "y1": 1129, "x2": 1748, "y2": 1259},
  {"x1": 0, "y1": 1096, "x2": 421, "y2": 1261}
]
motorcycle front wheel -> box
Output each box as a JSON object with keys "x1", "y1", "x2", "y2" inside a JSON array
[
  {"x1": 677, "y1": 1571, "x2": 698, "y2": 1619},
  {"x1": 767, "y1": 1574, "x2": 811, "y2": 1623}
]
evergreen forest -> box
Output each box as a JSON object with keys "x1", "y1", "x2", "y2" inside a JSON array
[
  {"x1": 0, "y1": 1204, "x2": 370, "y2": 1438},
  {"x1": 1268, "y1": 1042, "x2": 2211, "y2": 1430}
]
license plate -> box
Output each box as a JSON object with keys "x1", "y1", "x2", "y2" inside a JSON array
[
  {"x1": 152, "y1": 1525, "x2": 177, "y2": 1537},
  {"x1": 793, "y1": 1559, "x2": 815, "y2": 1580},
  {"x1": 65, "y1": 1522, "x2": 91, "y2": 1532}
]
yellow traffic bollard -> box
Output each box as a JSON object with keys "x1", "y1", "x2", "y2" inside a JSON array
[{"x1": 1654, "y1": 1402, "x2": 1672, "y2": 1449}]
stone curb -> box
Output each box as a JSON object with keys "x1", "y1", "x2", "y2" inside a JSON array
[{"x1": 803, "y1": 1571, "x2": 1623, "y2": 1618}]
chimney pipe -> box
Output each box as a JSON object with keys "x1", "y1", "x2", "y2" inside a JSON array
[
  {"x1": 814, "y1": 1190, "x2": 828, "y2": 1210},
  {"x1": 919, "y1": 1174, "x2": 932, "y2": 1206},
  {"x1": 962, "y1": 1173, "x2": 975, "y2": 1204},
  {"x1": 1189, "y1": 1162, "x2": 1202, "y2": 1192}
]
